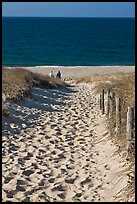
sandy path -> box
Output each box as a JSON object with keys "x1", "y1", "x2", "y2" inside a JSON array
[{"x1": 2, "y1": 84, "x2": 129, "y2": 202}]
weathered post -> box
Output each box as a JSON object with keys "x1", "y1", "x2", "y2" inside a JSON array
[
  {"x1": 109, "y1": 92, "x2": 115, "y2": 118},
  {"x1": 126, "y1": 107, "x2": 134, "y2": 160},
  {"x1": 106, "y1": 89, "x2": 110, "y2": 116},
  {"x1": 115, "y1": 97, "x2": 121, "y2": 134},
  {"x1": 101, "y1": 89, "x2": 104, "y2": 114},
  {"x1": 112, "y1": 92, "x2": 115, "y2": 112},
  {"x1": 99, "y1": 94, "x2": 102, "y2": 110},
  {"x1": 127, "y1": 107, "x2": 134, "y2": 140}
]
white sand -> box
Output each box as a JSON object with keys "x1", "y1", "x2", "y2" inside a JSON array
[{"x1": 2, "y1": 67, "x2": 135, "y2": 202}]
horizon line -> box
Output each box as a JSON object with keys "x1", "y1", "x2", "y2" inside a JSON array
[{"x1": 2, "y1": 16, "x2": 135, "y2": 18}]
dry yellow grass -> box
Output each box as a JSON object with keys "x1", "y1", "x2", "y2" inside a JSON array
[
  {"x1": 2, "y1": 68, "x2": 33, "y2": 101},
  {"x1": 76, "y1": 72, "x2": 135, "y2": 151},
  {"x1": 2, "y1": 68, "x2": 69, "y2": 102}
]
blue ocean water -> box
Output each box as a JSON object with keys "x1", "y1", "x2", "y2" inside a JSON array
[{"x1": 2, "y1": 17, "x2": 135, "y2": 67}]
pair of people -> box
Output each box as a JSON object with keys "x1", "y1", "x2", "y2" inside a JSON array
[{"x1": 49, "y1": 70, "x2": 62, "y2": 79}]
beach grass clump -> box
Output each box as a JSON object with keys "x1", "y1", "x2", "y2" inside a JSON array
[
  {"x1": 2, "y1": 68, "x2": 68, "y2": 103},
  {"x1": 31, "y1": 72, "x2": 68, "y2": 89},
  {"x1": 2, "y1": 68, "x2": 33, "y2": 102}
]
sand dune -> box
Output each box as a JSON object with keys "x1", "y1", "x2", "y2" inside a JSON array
[{"x1": 2, "y1": 81, "x2": 133, "y2": 202}]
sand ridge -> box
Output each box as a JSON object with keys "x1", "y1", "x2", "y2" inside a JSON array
[{"x1": 2, "y1": 83, "x2": 131, "y2": 202}]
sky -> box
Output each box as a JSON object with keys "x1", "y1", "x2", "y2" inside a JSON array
[{"x1": 2, "y1": 2, "x2": 135, "y2": 18}]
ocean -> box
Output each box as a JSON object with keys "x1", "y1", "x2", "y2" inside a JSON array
[{"x1": 2, "y1": 17, "x2": 135, "y2": 67}]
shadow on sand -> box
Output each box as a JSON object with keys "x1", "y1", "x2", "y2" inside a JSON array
[{"x1": 2, "y1": 86, "x2": 77, "y2": 135}]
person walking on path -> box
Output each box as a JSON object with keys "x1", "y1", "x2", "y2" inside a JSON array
[
  {"x1": 56, "y1": 70, "x2": 62, "y2": 79},
  {"x1": 49, "y1": 70, "x2": 55, "y2": 78}
]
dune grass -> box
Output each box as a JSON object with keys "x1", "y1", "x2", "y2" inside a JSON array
[
  {"x1": 76, "y1": 72, "x2": 135, "y2": 161},
  {"x1": 76, "y1": 72, "x2": 135, "y2": 152},
  {"x1": 2, "y1": 68, "x2": 69, "y2": 102}
]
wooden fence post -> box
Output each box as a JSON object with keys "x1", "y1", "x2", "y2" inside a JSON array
[
  {"x1": 115, "y1": 97, "x2": 121, "y2": 134},
  {"x1": 101, "y1": 89, "x2": 104, "y2": 114},
  {"x1": 106, "y1": 89, "x2": 110, "y2": 116},
  {"x1": 99, "y1": 94, "x2": 102, "y2": 110},
  {"x1": 127, "y1": 107, "x2": 134, "y2": 140},
  {"x1": 109, "y1": 92, "x2": 115, "y2": 118},
  {"x1": 126, "y1": 107, "x2": 135, "y2": 160}
]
